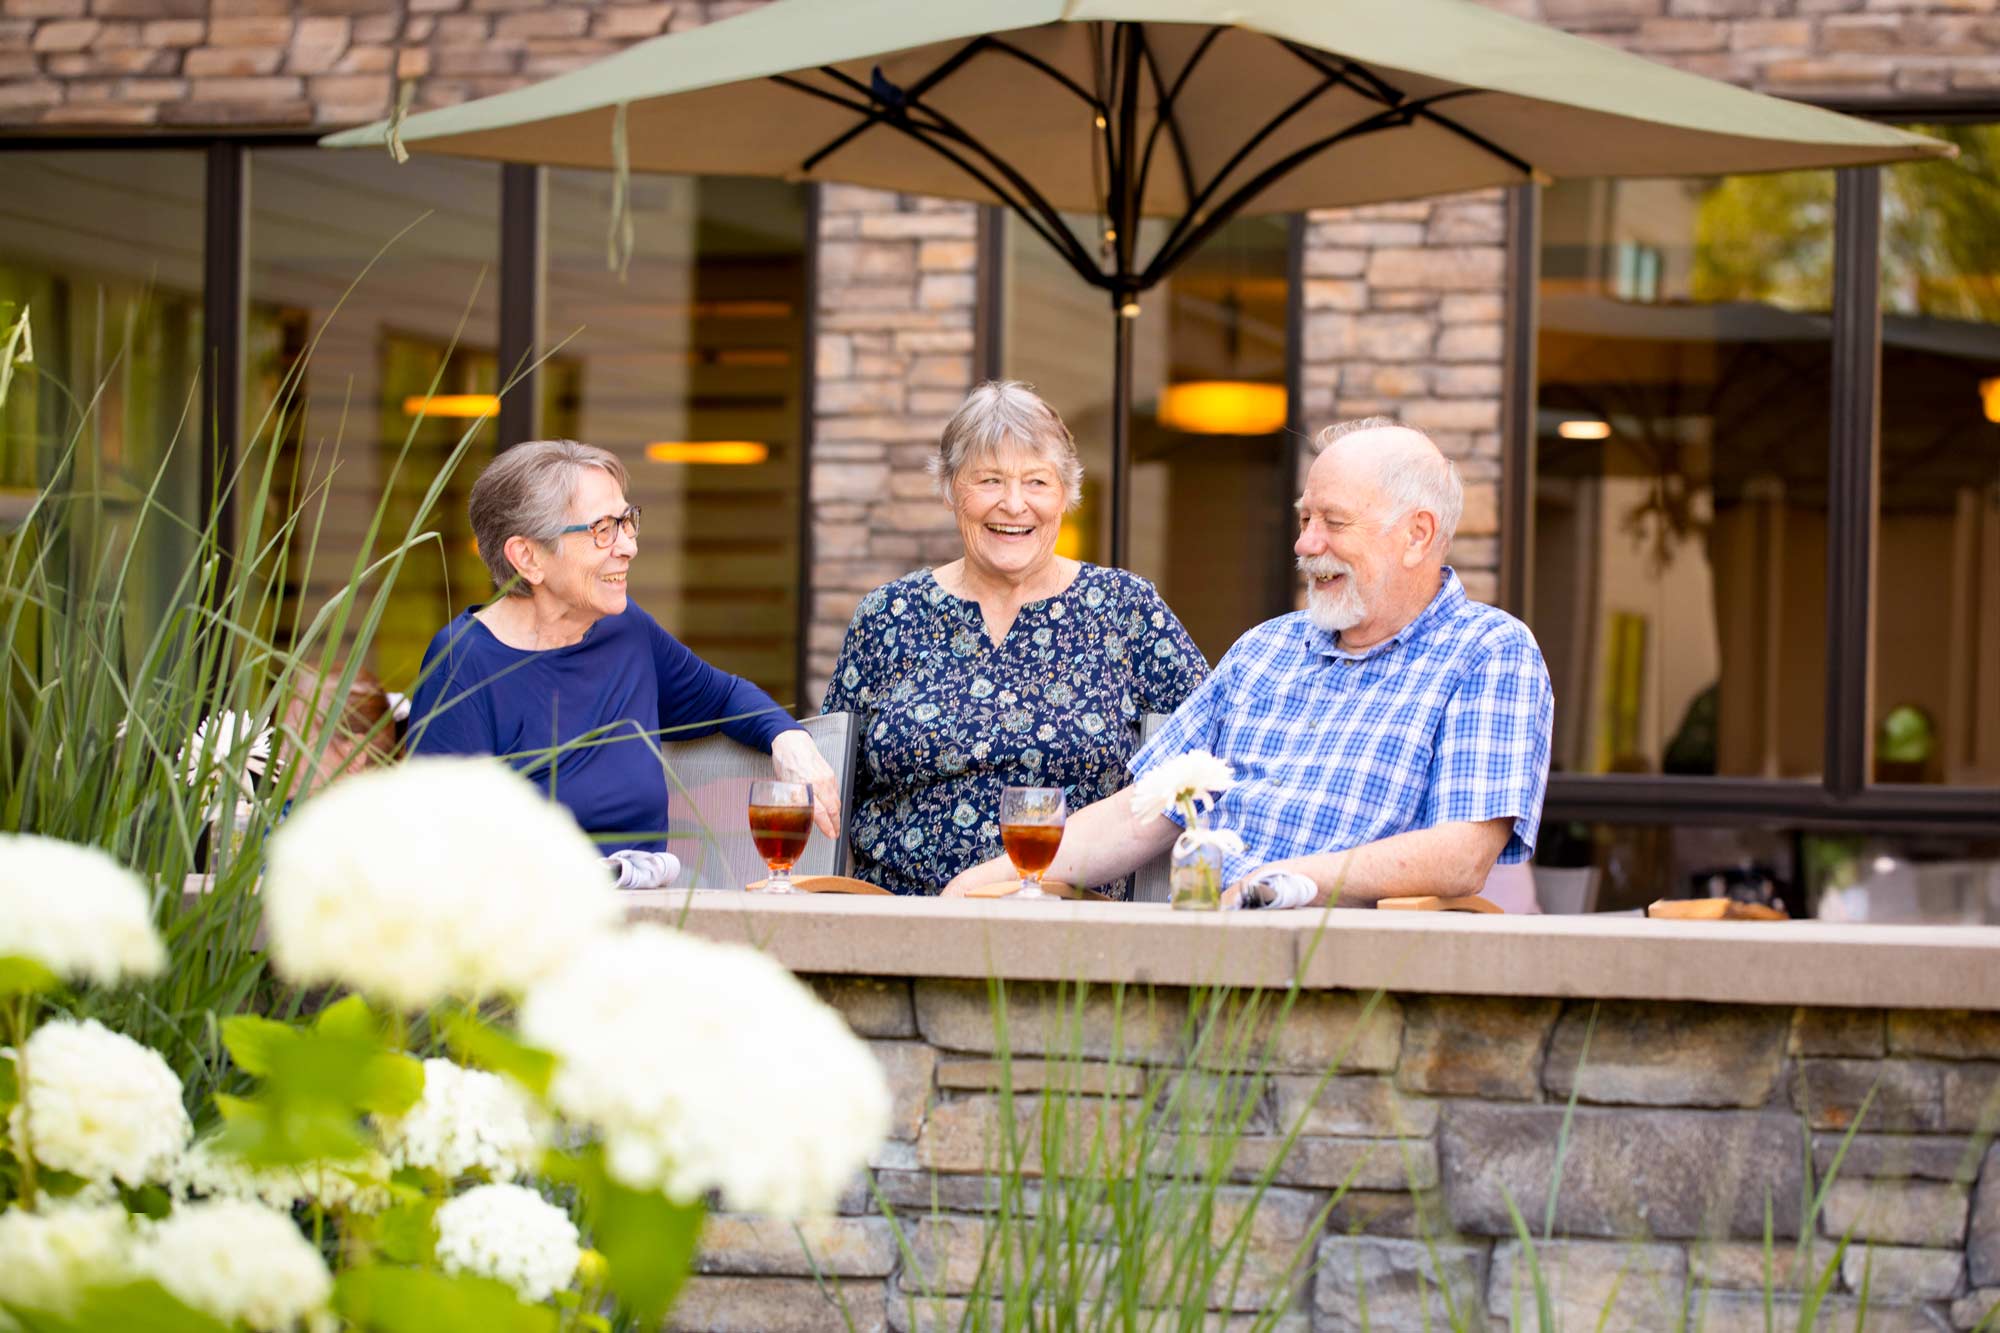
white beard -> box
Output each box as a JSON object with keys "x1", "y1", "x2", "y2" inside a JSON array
[{"x1": 1300, "y1": 556, "x2": 1368, "y2": 634}]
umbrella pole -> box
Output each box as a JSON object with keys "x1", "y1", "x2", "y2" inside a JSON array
[{"x1": 1110, "y1": 301, "x2": 1133, "y2": 570}]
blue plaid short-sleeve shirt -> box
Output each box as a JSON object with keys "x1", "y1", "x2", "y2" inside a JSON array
[{"x1": 1131, "y1": 568, "x2": 1554, "y2": 884}]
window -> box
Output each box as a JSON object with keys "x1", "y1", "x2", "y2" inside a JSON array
[
  {"x1": 1534, "y1": 172, "x2": 1835, "y2": 780},
  {"x1": 0, "y1": 150, "x2": 206, "y2": 660},
  {"x1": 540, "y1": 171, "x2": 810, "y2": 706},
  {"x1": 246, "y1": 148, "x2": 502, "y2": 690},
  {"x1": 1003, "y1": 213, "x2": 1295, "y2": 664},
  {"x1": 1519, "y1": 129, "x2": 2000, "y2": 845},
  {"x1": 1875, "y1": 123, "x2": 2000, "y2": 789}
]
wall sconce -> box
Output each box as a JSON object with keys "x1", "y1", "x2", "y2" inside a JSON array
[
  {"x1": 1981, "y1": 377, "x2": 2000, "y2": 425},
  {"x1": 645, "y1": 441, "x2": 770, "y2": 465},
  {"x1": 402, "y1": 394, "x2": 499, "y2": 418},
  {"x1": 1156, "y1": 381, "x2": 1288, "y2": 436},
  {"x1": 1557, "y1": 419, "x2": 1612, "y2": 440}
]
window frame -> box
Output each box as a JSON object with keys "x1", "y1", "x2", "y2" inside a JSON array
[
  {"x1": 1501, "y1": 104, "x2": 2000, "y2": 836},
  {"x1": 0, "y1": 135, "x2": 820, "y2": 701}
]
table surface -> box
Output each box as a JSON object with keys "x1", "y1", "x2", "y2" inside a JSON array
[{"x1": 628, "y1": 889, "x2": 2000, "y2": 1010}]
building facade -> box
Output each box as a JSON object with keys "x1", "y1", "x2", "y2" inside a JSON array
[{"x1": 3, "y1": 0, "x2": 1996, "y2": 912}]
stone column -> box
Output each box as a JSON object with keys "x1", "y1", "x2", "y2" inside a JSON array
[{"x1": 807, "y1": 187, "x2": 981, "y2": 702}]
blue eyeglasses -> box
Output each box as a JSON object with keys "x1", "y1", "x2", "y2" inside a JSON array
[{"x1": 558, "y1": 505, "x2": 641, "y2": 548}]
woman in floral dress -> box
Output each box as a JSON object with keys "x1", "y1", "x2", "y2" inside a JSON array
[{"x1": 822, "y1": 381, "x2": 1206, "y2": 897}]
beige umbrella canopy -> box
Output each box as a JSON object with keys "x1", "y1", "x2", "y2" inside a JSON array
[
  {"x1": 325, "y1": 0, "x2": 1948, "y2": 559},
  {"x1": 327, "y1": 0, "x2": 1945, "y2": 285}
]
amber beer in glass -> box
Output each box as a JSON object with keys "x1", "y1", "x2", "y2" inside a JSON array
[
  {"x1": 998, "y1": 786, "x2": 1067, "y2": 900},
  {"x1": 748, "y1": 779, "x2": 813, "y2": 894}
]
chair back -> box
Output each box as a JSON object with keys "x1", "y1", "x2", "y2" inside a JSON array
[
  {"x1": 663, "y1": 712, "x2": 858, "y2": 889},
  {"x1": 1132, "y1": 713, "x2": 1173, "y2": 904}
]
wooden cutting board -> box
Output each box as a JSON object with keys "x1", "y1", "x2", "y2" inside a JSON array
[{"x1": 1647, "y1": 897, "x2": 1788, "y2": 921}]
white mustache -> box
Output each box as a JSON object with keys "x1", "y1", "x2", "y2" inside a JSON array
[{"x1": 1296, "y1": 557, "x2": 1351, "y2": 580}]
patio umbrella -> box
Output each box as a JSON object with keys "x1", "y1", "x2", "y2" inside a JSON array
[{"x1": 324, "y1": 0, "x2": 1949, "y2": 564}]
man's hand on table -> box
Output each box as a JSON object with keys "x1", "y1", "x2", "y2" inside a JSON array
[{"x1": 770, "y1": 729, "x2": 841, "y2": 840}]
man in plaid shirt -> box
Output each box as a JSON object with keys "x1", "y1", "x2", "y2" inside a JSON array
[{"x1": 945, "y1": 418, "x2": 1553, "y2": 909}]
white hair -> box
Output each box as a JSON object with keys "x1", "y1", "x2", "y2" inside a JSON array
[
  {"x1": 1312, "y1": 417, "x2": 1462, "y2": 552},
  {"x1": 928, "y1": 380, "x2": 1084, "y2": 512}
]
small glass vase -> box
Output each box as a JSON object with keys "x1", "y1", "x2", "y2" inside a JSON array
[{"x1": 1169, "y1": 834, "x2": 1224, "y2": 911}]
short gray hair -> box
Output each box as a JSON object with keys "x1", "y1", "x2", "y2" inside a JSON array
[
  {"x1": 928, "y1": 380, "x2": 1084, "y2": 512},
  {"x1": 1312, "y1": 417, "x2": 1463, "y2": 551},
  {"x1": 468, "y1": 439, "x2": 630, "y2": 596}
]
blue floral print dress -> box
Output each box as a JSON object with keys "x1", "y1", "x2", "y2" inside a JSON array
[{"x1": 821, "y1": 564, "x2": 1207, "y2": 897}]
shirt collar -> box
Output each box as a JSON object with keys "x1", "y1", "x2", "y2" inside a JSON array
[{"x1": 1304, "y1": 567, "x2": 1465, "y2": 661}]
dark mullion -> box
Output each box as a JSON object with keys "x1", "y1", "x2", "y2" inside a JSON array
[
  {"x1": 1278, "y1": 211, "x2": 1307, "y2": 616},
  {"x1": 201, "y1": 141, "x2": 246, "y2": 559},
  {"x1": 1545, "y1": 774, "x2": 2000, "y2": 835},
  {"x1": 794, "y1": 184, "x2": 822, "y2": 720},
  {"x1": 1826, "y1": 167, "x2": 1881, "y2": 798},
  {"x1": 1499, "y1": 183, "x2": 1539, "y2": 620},
  {"x1": 496, "y1": 163, "x2": 544, "y2": 451},
  {"x1": 974, "y1": 204, "x2": 1006, "y2": 382}
]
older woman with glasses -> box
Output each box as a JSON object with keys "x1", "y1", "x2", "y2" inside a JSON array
[{"x1": 408, "y1": 439, "x2": 837, "y2": 868}]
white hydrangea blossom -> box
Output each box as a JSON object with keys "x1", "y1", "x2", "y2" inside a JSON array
[
  {"x1": 433, "y1": 1183, "x2": 580, "y2": 1304},
  {"x1": 170, "y1": 1136, "x2": 391, "y2": 1214},
  {"x1": 0, "y1": 834, "x2": 164, "y2": 985},
  {"x1": 11, "y1": 1018, "x2": 190, "y2": 1188},
  {"x1": 1128, "y1": 749, "x2": 1238, "y2": 821},
  {"x1": 263, "y1": 758, "x2": 620, "y2": 1010},
  {"x1": 0, "y1": 1203, "x2": 137, "y2": 1324},
  {"x1": 378, "y1": 1059, "x2": 544, "y2": 1182},
  {"x1": 520, "y1": 925, "x2": 890, "y2": 1216},
  {"x1": 134, "y1": 1199, "x2": 331, "y2": 1332}
]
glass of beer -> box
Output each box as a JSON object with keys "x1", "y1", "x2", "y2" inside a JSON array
[
  {"x1": 748, "y1": 779, "x2": 813, "y2": 894},
  {"x1": 999, "y1": 786, "x2": 1066, "y2": 900}
]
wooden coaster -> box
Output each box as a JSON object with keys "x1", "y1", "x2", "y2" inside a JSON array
[
  {"x1": 963, "y1": 880, "x2": 1113, "y2": 903},
  {"x1": 1378, "y1": 894, "x2": 1504, "y2": 914},
  {"x1": 745, "y1": 875, "x2": 893, "y2": 896}
]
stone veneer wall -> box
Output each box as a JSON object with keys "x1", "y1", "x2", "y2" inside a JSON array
[{"x1": 669, "y1": 980, "x2": 2000, "y2": 1333}]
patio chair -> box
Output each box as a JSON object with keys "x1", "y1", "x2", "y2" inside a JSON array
[
  {"x1": 662, "y1": 712, "x2": 858, "y2": 890},
  {"x1": 1130, "y1": 714, "x2": 1504, "y2": 911}
]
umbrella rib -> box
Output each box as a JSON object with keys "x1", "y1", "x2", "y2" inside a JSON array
[
  {"x1": 776, "y1": 56, "x2": 1104, "y2": 284},
  {"x1": 788, "y1": 44, "x2": 990, "y2": 175},
  {"x1": 1132, "y1": 26, "x2": 1210, "y2": 213},
  {"x1": 1139, "y1": 72, "x2": 1341, "y2": 282},
  {"x1": 1279, "y1": 41, "x2": 1538, "y2": 178},
  {"x1": 1143, "y1": 93, "x2": 1479, "y2": 284},
  {"x1": 981, "y1": 39, "x2": 1104, "y2": 112}
]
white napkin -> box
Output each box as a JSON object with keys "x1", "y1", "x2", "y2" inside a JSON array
[
  {"x1": 1230, "y1": 868, "x2": 1318, "y2": 911},
  {"x1": 604, "y1": 849, "x2": 682, "y2": 890}
]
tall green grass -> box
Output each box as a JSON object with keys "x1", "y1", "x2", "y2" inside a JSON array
[{"x1": 2, "y1": 254, "x2": 502, "y2": 1109}]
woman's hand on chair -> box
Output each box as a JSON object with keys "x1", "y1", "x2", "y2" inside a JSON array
[{"x1": 771, "y1": 729, "x2": 841, "y2": 839}]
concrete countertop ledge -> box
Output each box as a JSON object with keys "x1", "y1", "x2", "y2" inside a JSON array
[{"x1": 627, "y1": 891, "x2": 2000, "y2": 1010}]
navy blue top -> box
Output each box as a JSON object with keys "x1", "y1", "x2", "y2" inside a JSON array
[
  {"x1": 822, "y1": 564, "x2": 1206, "y2": 897},
  {"x1": 408, "y1": 602, "x2": 800, "y2": 854}
]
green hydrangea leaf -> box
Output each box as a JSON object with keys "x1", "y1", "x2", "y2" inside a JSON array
[
  {"x1": 0, "y1": 954, "x2": 61, "y2": 997},
  {"x1": 440, "y1": 1009, "x2": 556, "y2": 1099},
  {"x1": 334, "y1": 1266, "x2": 557, "y2": 1333}
]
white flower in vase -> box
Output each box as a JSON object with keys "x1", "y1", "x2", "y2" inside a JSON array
[{"x1": 1128, "y1": 750, "x2": 1242, "y2": 910}]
